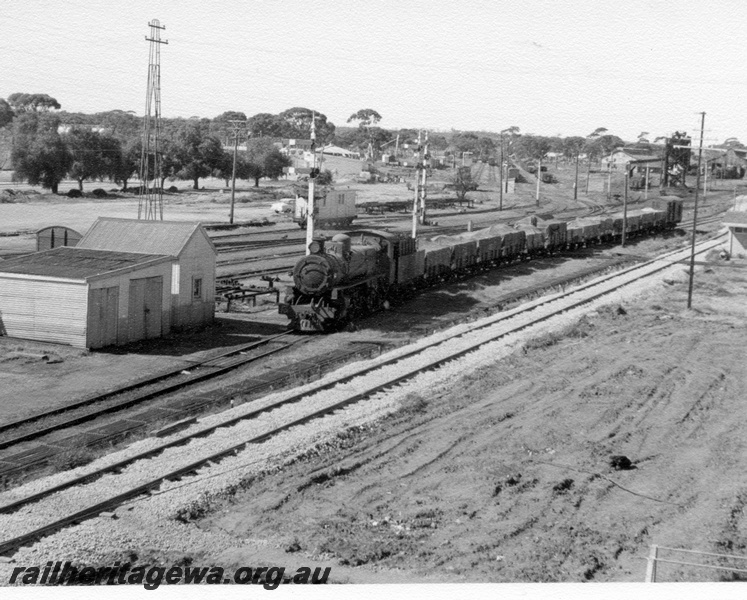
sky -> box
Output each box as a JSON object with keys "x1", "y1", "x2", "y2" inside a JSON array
[{"x1": 3, "y1": 0, "x2": 746, "y2": 144}]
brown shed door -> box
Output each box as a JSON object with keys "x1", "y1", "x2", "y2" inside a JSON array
[
  {"x1": 128, "y1": 276, "x2": 163, "y2": 341},
  {"x1": 87, "y1": 286, "x2": 119, "y2": 349}
]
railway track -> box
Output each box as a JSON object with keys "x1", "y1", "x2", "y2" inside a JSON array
[
  {"x1": 0, "y1": 233, "x2": 726, "y2": 556},
  {"x1": 216, "y1": 209, "x2": 726, "y2": 284},
  {"x1": 0, "y1": 335, "x2": 394, "y2": 483}
]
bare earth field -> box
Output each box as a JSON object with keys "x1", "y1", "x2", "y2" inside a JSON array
[{"x1": 197, "y1": 259, "x2": 747, "y2": 583}]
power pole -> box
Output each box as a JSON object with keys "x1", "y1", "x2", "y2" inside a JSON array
[
  {"x1": 228, "y1": 120, "x2": 246, "y2": 225},
  {"x1": 411, "y1": 131, "x2": 422, "y2": 239},
  {"x1": 535, "y1": 157, "x2": 542, "y2": 206},
  {"x1": 419, "y1": 131, "x2": 429, "y2": 225},
  {"x1": 305, "y1": 112, "x2": 318, "y2": 255},
  {"x1": 499, "y1": 133, "x2": 504, "y2": 211},
  {"x1": 622, "y1": 164, "x2": 629, "y2": 247},
  {"x1": 138, "y1": 19, "x2": 168, "y2": 220},
  {"x1": 687, "y1": 112, "x2": 706, "y2": 310},
  {"x1": 573, "y1": 151, "x2": 579, "y2": 200}
]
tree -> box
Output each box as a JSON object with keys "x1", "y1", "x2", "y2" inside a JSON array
[
  {"x1": 347, "y1": 108, "x2": 382, "y2": 128},
  {"x1": 637, "y1": 131, "x2": 650, "y2": 144},
  {"x1": 211, "y1": 111, "x2": 247, "y2": 145},
  {"x1": 172, "y1": 123, "x2": 225, "y2": 189},
  {"x1": 11, "y1": 113, "x2": 71, "y2": 194},
  {"x1": 98, "y1": 133, "x2": 124, "y2": 186},
  {"x1": 0, "y1": 99, "x2": 14, "y2": 128},
  {"x1": 562, "y1": 136, "x2": 586, "y2": 160},
  {"x1": 7, "y1": 93, "x2": 61, "y2": 113},
  {"x1": 244, "y1": 138, "x2": 291, "y2": 187},
  {"x1": 316, "y1": 169, "x2": 333, "y2": 186},
  {"x1": 158, "y1": 139, "x2": 181, "y2": 189},
  {"x1": 499, "y1": 126, "x2": 521, "y2": 160},
  {"x1": 65, "y1": 128, "x2": 108, "y2": 191},
  {"x1": 214, "y1": 150, "x2": 235, "y2": 187},
  {"x1": 246, "y1": 112, "x2": 284, "y2": 138},
  {"x1": 112, "y1": 138, "x2": 140, "y2": 191},
  {"x1": 98, "y1": 110, "x2": 141, "y2": 140},
  {"x1": 584, "y1": 129, "x2": 623, "y2": 163},
  {"x1": 277, "y1": 107, "x2": 335, "y2": 143},
  {"x1": 477, "y1": 136, "x2": 496, "y2": 161},
  {"x1": 347, "y1": 110, "x2": 382, "y2": 157},
  {"x1": 263, "y1": 148, "x2": 291, "y2": 180},
  {"x1": 515, "y1": 135, "x2": 552, "y2": 162},
  {"x1": 450, "y1": 132, "x2": 480, "y2": 154}
]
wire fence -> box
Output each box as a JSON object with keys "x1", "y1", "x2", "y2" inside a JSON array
[{"x1": 645, "y1": 544, "x2": 747, "y2": 582}]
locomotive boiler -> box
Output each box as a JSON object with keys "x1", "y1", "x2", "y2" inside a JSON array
[{"x1": 279, "y1": 233, "x2": 392, "y2": 331}]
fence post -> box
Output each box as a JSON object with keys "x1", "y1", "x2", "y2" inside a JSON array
[{"x1": 645, "y1": 544, "x2": 659, "y2": 582}]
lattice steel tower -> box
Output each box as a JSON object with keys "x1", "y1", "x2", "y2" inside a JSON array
[{"x1": 138, "y1": 19, "x2": 168, "y2": 220}]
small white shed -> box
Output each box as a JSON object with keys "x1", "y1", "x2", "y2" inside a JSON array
[
  {"x1": 78, "y1": 218, "x2": 217, "y2": 329},
  {"x1": 0, "y1": 247, "x2": 173, "y2": 349},
  {"x1": 723, "y1": 210, "x2": 747, "y2": 257}
]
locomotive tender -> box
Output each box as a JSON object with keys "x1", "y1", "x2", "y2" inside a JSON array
[{"x1": 278, "y1": 199, "x2": 683, "y2": 332}]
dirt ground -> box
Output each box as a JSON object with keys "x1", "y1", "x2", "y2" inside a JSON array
[{"x1": 197, "y1": 258, "x2": 747, "y2": 583}]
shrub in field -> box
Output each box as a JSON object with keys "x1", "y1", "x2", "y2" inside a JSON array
[{"x1": 67, "y1": 188, "x2": 82, "y2": 198}]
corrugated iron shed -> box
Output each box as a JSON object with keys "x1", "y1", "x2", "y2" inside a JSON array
[
  {"x1": 78, "y1": 218, "x2": 216, "y2": 257},
  {"x1": 0, "y1": 247, "x2": 170, "y2": 280}
]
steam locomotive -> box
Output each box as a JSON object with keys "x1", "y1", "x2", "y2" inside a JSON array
[{"x1": 278, "y1": 199, "x2": 683, "y2": 332}]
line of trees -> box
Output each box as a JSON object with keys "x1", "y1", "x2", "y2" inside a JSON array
[{"x1": 3, "y1": 95, "x2": 339, "y2": 193}]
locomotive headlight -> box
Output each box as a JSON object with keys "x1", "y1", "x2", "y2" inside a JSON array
[{"x1": 308, "y1": 240, "x2": 323, "y2": 254}]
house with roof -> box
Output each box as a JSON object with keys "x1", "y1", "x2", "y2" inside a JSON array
[
  {"x1": 601, "y1": 147, "x2": 663, "y2": 172},
  {"x1": 77, "y1": 218, "x2": 217, "y2": 330},
  {"x1": 723, "y1": 196, "x2": 747, "y2": 257},
  {"x1": 0, "y1": 247, "x2": 173, "y2": 348}
]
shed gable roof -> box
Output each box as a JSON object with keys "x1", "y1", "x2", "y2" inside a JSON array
[
  {"x1": 78, "y1": 218, "x2": 216, "y2": 257},
  {"x1": 0, "y1": 247, "x2": 170, "y2": 280}
]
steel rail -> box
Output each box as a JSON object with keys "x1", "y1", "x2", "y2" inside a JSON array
[{"x1": 0, "y1": 332, "x2": 294, "y2": 443}]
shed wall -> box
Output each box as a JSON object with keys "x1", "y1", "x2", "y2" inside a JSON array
[
  {"x1": 729, "y1": 227, "x2": 747, "y2": 256},
  {"x1": 0, "y1": 277, "x2": 88, "y2": 347},
  {"x1": 172, "y1": 234, "x2": 215, "y2": 329},
  {"x1": 88, "y1": 261, "x2": 172, "y2": 346}
]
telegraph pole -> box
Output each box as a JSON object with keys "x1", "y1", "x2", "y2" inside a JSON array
[
  {"x1": 535, "y1": 157, "x2": 542, "y2": 206},
  {"x1": 419, "y1": 131, "x2": 429, "y2": 225},
  {"x1": 499, "y1": 132, "x2": 504, "y2": 211},
  {"x1": 228, "y1": 119, "x2": 246, "y2": 225},
  {"x1": 411, "y1": 131, "x2": 422, "y2": 239},
  {"x1": 138, "y1": 19, "x2": 168, "y2": 220},
  {"x1": 622, "y1": 164, "x2": 629, "y2": 247},
  {"x1": 687, "y1": 112, "x2": 706, "y2": 310},
  {"x1": 305, "y1": 113, "x2": 318, "y2": 254},
  {"x1": 573, "y1": 151, "x2": 580, "y2": 200}
]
